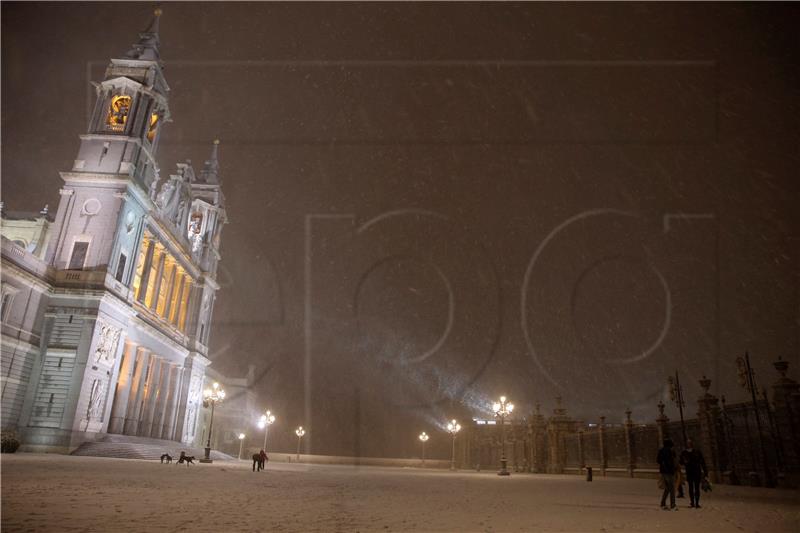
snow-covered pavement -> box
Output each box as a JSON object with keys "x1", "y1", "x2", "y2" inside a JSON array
[{"x1": 2, "y1": 454, "x2": 798, "y2": 532}]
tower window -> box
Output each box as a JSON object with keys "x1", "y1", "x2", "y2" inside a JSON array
[
  {"x1": 115, "y1": 252, "x2": 128, "y2": 283},
  {"x1": 106, "y1": 95, "x2": 132, "y2": 132},
  {"x1": 1, "y1": 285, "x2": 17, "y2": 323},
  {"x1": 68, "y1": 241, "x2": 90, "y2": 270},
  {"x1": 147, "y1": 113, "x2": 159, "y2": 142}
]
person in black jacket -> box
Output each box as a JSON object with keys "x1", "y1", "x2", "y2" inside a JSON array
[
  {"x1": 656, "y1": 438, "x2": 678, "y2": 510},
  {"x1": 680, "y1": 439, "x2": 708, "y2": 508}
]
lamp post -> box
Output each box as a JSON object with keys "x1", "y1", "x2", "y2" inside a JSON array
[
  {"x1": 200, "y1": 382, "x2": 225, "y2": 463},
  {"x1": 667, "y1": 372, "x2": 687, "y2": 447},
  {"x1": 447, "y1": 419, "x2": 461, "y2": 470},
  {"x1": 295, "y1": 426, "x2": 305, "y2": 461},
  {"x1": 736, "y1": 352, "x2": 775, "y2": 487},
  {"x1": 418, "y1": 432, "x2": 429, "y2": 468},
  {"x1": 258, "y1": 410, "x2": 276, "y2": 453},
  {"x1": 493, "y1": 395, "x2": 514, "y2": 476},
  {"x1": 238, "y1": 433, "x2": 246, "y2": 460}
]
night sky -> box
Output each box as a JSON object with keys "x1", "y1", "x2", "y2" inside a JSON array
[{"x1": 2, "y1": 2, "x2": 798, "y2": 457}]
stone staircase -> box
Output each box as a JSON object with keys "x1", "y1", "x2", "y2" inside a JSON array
[{"x1": 70, "y1": 433, "x2": 235, "y2": 462}]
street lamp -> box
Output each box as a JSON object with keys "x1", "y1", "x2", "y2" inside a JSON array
[
  {"x1": 238, "y1": 433, "x2": 246, "y2": 460},
  {"x1": 418, "y1": 432, "x2": 429, "y2": 468},
  {"x1": 667, "y1": 372, "x2": 688, "y2": 447},
  {"x1": 200, "y1": 382, "x2": 225, "y2": 463},
  {"x1": 447, "y1": 419, "x2": 461, "y2": 470},
  {"x1": 736, "y1": 353, "x2": 775, "y2": 487},
  {"x1": 258, "y1": 410, "x2": 276, "y2": 453},
  {"x1": 493, "y1": 395, "x2": 514, "y2": 476},
  {"x1": 295, "y1": 426, "x2": 305, "y2": 461}
]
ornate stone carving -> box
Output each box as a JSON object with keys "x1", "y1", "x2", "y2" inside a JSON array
[
  {"x1": 94, "y1": 321, "x2": 122, "y2": 364},
  {"x1": 87, "y1": 378, "x2": 105, "y2": 420}
]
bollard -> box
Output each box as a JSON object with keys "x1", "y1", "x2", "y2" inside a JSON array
[{"x1": 586, "y1": 466, "x2": 593, "y2": 482}]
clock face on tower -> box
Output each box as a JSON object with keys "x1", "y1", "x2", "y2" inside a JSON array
[{"x1": 106, "y1": 95, "x2": 132, "y2": 131}]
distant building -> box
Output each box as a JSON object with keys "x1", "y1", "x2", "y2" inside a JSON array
[{"x1": 0, "y1": 9, "x2": 227, "y2": 452}]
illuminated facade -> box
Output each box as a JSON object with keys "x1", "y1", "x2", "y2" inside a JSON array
[{"x1": 0, "y1": 10, "x2": 227, "y2": 451}]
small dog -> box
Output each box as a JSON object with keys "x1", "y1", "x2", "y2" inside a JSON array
[
  {"x1": 160, "y1": 453, "x2": 172, "y2": 464},
  {"x1": 176, "y1": 452, "x2": 195, "y2": 466}
]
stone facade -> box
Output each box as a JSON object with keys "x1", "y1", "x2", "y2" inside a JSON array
[{"x1": 0, "y1": 10, "x2": 227, "y2": 452}]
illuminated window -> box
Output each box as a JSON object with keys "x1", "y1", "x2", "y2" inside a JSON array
[
  {"x1": 106, "y1": 95, "x2": 132, "y2": 132},
  {"x1": 147, "y1": 113, "x2": 159, "y2": 142}
]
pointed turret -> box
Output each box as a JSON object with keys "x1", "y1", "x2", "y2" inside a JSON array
[
  {"x1": 125, "y1": 7, "x2": 163, "y2": 62},
  {"x1": 198, "y1": 139, "x2": 221, "y2": 184}
]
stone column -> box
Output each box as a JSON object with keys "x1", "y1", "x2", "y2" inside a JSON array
[
  {"x1": 149, "y1": 253, "x2": 166, "y2": 312},
  {"x1": 123, "y1": 347, "x2": 151, "y2": 435},
  {"x1": 151, "y1": 360, "x2": 173, "y2": 440},
  {"x1": 624, "y1": 408, "x2": 636, "y2": 477},
  {"x1": 656, "y1": 401, "x2": 669, "y2": 445},
  {"x1": 136, "y1": 240, "x2": 155, "y2": 304},
  {"x1": 697, "y1": 375, "x2": 722, "y2": 483},
  {"x1": 598, "y1": 416, "x2": 607, "y2": 476},
  {"x1": 162, "y1": 366, "x2": 184, "y2": 440},
  {"x1": 108, "y1": 341, "x2": 137, "y2": 434},
  {"x1": 139, "y1": 355, "x2": 163, "y2": 437}
]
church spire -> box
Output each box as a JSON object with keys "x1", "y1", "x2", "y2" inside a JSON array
[
  {"x1": 125, "y1": 7, "x2": 163, "y2": 62},
  {"x1": 199, "y1": 139, "x2": 221, "y2": 184}
]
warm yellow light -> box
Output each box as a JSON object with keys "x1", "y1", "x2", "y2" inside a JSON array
[
  {"x1": 107, "y1": 95, "x2": 132, "y2": 130},
  {"x1": 447, "y1": 419, "x2": 461, "y2": 434},
  {"x1": 418, "y1": 432, "x2": 429, "y2": 442},
  {"x1": 147, "y1": 113, "x2": 159, "y2": 142},
  {"x1": 238, "y1": 433, "x2": 246, "y2": 440}
]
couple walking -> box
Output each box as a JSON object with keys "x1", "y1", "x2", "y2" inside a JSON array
[
  {"x1": 657, "y1": 438, "x2": 708, "y2": 510},
  {"x1": 252, "y1": 449, "x2": 268, "y2": 472}
]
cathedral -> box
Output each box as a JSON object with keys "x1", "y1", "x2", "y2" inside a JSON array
[{"x1": 0, "y1": 9, "x2": 227, "y2": 452}]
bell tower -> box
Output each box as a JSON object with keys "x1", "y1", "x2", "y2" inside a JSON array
[
  {"x1": 44, "y1": 8, "x2": 171, "y2": 272},
  {"x1": 72, "y1": 7, "x2": 170, "y2": 195}
]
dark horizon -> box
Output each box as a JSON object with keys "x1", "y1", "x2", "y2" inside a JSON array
[{"x1": 2, "y1": 2, "x2": 798, "y2": 458}]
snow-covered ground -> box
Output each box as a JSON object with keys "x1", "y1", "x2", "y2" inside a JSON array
[{"x1": 2, "y1": 454, "x2": 798, "y2": 532}]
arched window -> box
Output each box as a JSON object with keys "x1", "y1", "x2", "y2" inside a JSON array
[{"x1": 106, "y1": 95, "x2": 132, "y2": 132}]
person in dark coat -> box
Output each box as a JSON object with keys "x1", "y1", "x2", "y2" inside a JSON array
[
  {"x1": 259, "y1": 449, "x2": 268, "y2": 470},
  {"x1": 657, "y1": 438, "x2": 678, "y2": 510},
  {"x1": 680, "y1": 439, "x2": 708, "y2": 508}
]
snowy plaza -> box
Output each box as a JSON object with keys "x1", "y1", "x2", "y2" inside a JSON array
[{"x1": 2, "y1": 454, "x2": 798, "y2": 532}]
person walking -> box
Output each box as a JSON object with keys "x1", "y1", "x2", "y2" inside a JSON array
[
  {"x1": 259, "y1": 449, "x2": 268, "y2": 471},
  {"x1": 253, "y1": 450, "x2": 264, "y2": 472},
  {"x1": 657, "y1": 438, "x2": 678, "y2": 511},
  {"x1": 680, "y1": 439, "x2": 708, "y2": 508}
]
